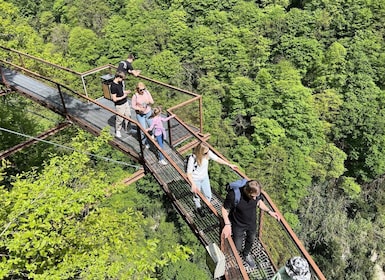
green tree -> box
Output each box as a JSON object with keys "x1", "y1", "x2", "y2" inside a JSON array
[
  {"x1": 159, "y1": 259, "x2": 210, "y2": 280},
  {"x1": 166, "y1": 10, "x2": 190, "y2": 58},
  {"x1": 274, "y1": 34, "x2": 324, "y2": 76},
  {"x1": 312, "y1": 41, "x2": 348, "y2": 91},
  {"x1": 99, "y1": 16, "x2": 133, "y2": 61},
  {"x1": 0, "y1": 0, "x2": 44, "y2": 51},
  {"x1": 66, "y1": 0, "x2": 110, "y2": 35},
  {"x1": 37, "y1": 11, "x2": 56, "y2": 41},
  {"x1": 331, "y1": 42, "x2": 385, "y2": 181},
  {"x1": 304, "y1": 0, "x2": 374, "y2": 38},
  {"x1": 0, "y1": 130, "x2": 191, "y2": 279},
  {"x1": 67, "y1": 26, "x2": 101, "y2": 67},
  {"x1": 147, "y1": 50, "x2": 183, "y2": 84},
  {"x1": 298, "y1": 183, "x2": 378, "y2": 279},
  {"x1": 217, "y1": 36, "x2": 249, "y2": 80}
]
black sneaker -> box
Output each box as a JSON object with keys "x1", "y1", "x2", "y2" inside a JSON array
[
  {"x1": 196, "y1": 207, "x2": 205, "y2": 217},
  {"x1": 243, "y1": 254, "x2": 256, "y2": 268}
]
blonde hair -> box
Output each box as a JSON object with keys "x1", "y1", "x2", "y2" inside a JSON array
[
  {"x1": 150, "y1": 106, "x2": 162, "y2": 118},
  {"x1": 136, "y1": 82, "x2": 146, "y2": 93},
  {"x1": 193, "y1": 142, "x2": 210, "y2": 166}
]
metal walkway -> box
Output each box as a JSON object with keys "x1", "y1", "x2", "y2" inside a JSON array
[{"x1": 0, "y1": 45, "x2": 326, "y2": 280}]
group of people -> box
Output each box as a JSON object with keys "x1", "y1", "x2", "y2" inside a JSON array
[
  {"x1": 110, "y1": 54, "x2": 174, "y2": 165},
  {"x1": 187, "y1": 143, "x2": 312, "y2": 278},
  {"x1": 185, "y1": 142, "x2": 280, "y2": 268},
  {"x1": 111, "y1": 54, "x2": 312, "y2": 279}
]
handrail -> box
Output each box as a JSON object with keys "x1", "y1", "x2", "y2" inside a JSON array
[
  {"x1": 0, "y1": 52, "x2": 203, "y2": 214},
  {"x1": 0, "y1": 46, "x2": 203, "y2": 135},
  {"x1": 0, "y1": 46, "x2": 82, "y2": 75},
  {"x1": 261, "y1": 192, "x2": 326, "y2": 279}
]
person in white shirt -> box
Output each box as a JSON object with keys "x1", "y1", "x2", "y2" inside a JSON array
[{"x1": 186, "y1": 142, "x2": 237, "y2": 217}]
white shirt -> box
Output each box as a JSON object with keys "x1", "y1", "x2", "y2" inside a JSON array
[{"x1": 187, "y1": 150, "x2": 218, "y2": 181}]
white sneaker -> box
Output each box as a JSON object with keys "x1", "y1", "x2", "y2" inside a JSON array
[
  {"x1": 159, "y1": 159, "x2": 168, "y2": 165},
  {"x1": 116, "y1": 131, "x2": 121, "y2": 138},
  {"x1": 145, "y1": 144, "x2": 150, "y2": 149}
]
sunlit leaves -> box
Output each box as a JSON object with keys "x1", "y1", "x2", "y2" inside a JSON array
[{"x1": 67, "y1": 26, "x2": 100, "y2": 67}]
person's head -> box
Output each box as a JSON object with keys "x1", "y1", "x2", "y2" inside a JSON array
[
  {"x1": 150, "y1": 106, "x2": 162, "y2": 118},
  {"x1": 127, "y1": 53, "x2": 135, "y2": 62},
  {"x1": 115, "y1": 71, "x2": 125, "y2": 81},
  {"x1": 193, "y1": 142, "x2": 210, "y2": 165},
  {"x1": 284, "y1": 257, "x2": 311, "y2": 280},
  {"x1": 136, "y1": 82, "x2": 146, "y2": 94},
  {"x1": 243, "y1": 180, "x2": 262, "y2": 200}
]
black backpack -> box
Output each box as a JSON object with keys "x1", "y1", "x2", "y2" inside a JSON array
[{"x1": 184, "y1": 154, "x2": 197, "y2": 173}]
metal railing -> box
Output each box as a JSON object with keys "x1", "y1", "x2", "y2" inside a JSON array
[{"x1": 0, "y1": 46, "x2": 204, "y2": 146}]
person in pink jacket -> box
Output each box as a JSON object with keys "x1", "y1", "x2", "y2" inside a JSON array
[
  {"x1": 147, "y1": 106, "x2": 175, "y2": 165},
  {"x1": 131, "y1": 82, "x2": 154, "y2": 148}
]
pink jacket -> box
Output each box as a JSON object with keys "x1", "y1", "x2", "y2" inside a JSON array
[
  {"x1": 148, "y1": 115, "x2": 174, "y2": 138},
  {"x1": 131, "y1": 90, "x2": 154, "y2": 114}
]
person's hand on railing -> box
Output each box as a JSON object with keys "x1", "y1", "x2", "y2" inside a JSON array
[
  {"x1": 228, "y1": 163, "x2": 238, "y2": 170},
  {"x1": 131, "y1": 70, "x2": 141, "y2": 76},
  {"x1": 268, "y1": 210, "x2": 280, "y2": 221},
  {"x1": 191, "y1": 182, "x2": 198, "y2": 194},
  {"x1": 221, "y1": 223, "x2": 232, "y2": 238}
]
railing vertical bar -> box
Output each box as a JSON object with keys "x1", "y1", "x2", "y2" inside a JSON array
[
  {"x1": 57, "y1": 84, "x2": 67, "y2": 115},
  {"x1": 167, "y1": 112, "x2": 173, "y2": 147},
  {"x1": 199, "y1": 96, "x2": 203, "y2": 133}
]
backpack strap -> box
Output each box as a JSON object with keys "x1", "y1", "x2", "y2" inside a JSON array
[
  {"x1": 190, "y1": 154, "x2": 197, "y2": 171},
  {"x1": 229, "y1": 178, "x2": 248, "y2": 207}
]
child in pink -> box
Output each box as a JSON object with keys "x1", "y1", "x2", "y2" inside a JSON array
[{"x1": 147, "y1": 106, "x2": 175, "y2": 165}]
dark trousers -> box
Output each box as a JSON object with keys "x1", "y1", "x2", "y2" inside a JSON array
[{"x1": 232, "y1": 224, "x2": 256, "y2": 256}]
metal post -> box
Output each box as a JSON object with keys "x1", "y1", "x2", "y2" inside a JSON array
[
  {"x1": 57, "y1": 84, "x2": 68, "y2": 115},
  {"x1": 18, "y1": 53, "x2": 25, "y2": 69},
  {"x1": 167, "y1": 113, "x2": 173, "y2": 146},
  {"x1": 136, "y1": 126, "x2": 147, "y2": 170},
  {"x1": 199, "y1": 96, "x2": 204, "y2": 133},
  {"x1": 81, "y1": 75, "x2": 88, "y2": 98}
]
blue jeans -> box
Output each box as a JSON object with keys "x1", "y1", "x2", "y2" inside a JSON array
[
  {"x1": 136, "y1": 110, "x2": 152, "y2": 145},
  {"x1": 232, "y1": 224, "x2": 256, "y2": 256},
  {"x1": 192, "y1": 176, "x2": 211, "y2": 208},
  {"x1": 156, "y1": 134, "x2": 164, "y2": 160}
]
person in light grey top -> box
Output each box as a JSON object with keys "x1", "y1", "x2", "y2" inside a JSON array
[{"x1": 186, "y1": 142, "x2": 237, "y2": 217}]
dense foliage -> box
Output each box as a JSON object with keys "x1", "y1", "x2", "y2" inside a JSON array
[
  {"x1": 0, "y1": 124, "x2": 209, "y2": 279},
  {"x1": 1, "y1": 0, "x2": 385, "y2": 278}
]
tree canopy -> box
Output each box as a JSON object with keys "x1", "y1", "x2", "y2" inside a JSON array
[{"x1": 1, "y1": 0, "x2": 385, "y2": 278}]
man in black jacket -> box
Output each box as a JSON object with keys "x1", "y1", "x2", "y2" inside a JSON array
[
  {"x1": 117, "y1": 54, "x2": 141, "y2": 77},
  {"x1": 221, "y1": 179, "x2": 280, "y2": 268}
]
